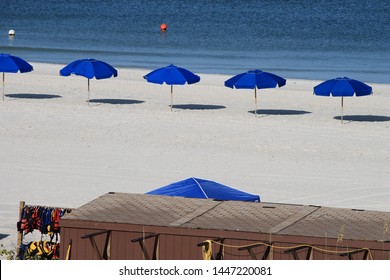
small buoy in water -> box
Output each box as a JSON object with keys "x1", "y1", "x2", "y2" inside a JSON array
[
  {"x1": 160, "y1": 23, "x2": 167, "y2": 31},
  {"x1": 8, "y1": 29, "x2": 15, "y2": 36}
]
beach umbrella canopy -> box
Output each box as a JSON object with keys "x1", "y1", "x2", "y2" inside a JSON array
[
  {"x1": 143, "y1": 64, "x2": 200, "y2": 111},
  {"x1": 146, "y1": 177, "x2": 260, "y2": 202},
  {"x1": 224, "y1": 70, "x2": 286, "y2": 117},
  {"x1": 60, "y1": 58, "x2": 118, "y2": 104},
  {"x1": 0, "y1": 53, "x2": 34, "y2": 101},
  {"x1": 313, "y1": 77, "x2": 373, "y2": 123}
]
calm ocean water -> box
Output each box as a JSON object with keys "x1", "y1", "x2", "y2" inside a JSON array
[{"x1": 0, "y1": 0, "x2": 389, "y2": 83}]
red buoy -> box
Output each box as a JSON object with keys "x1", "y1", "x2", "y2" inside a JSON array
[{"x1": 160, "y1": 23, "x2": 167, "y2": 31}]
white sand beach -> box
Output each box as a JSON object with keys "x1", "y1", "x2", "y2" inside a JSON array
[{"x1": 0, "y1": 63, "x2": 389, "y2": 252}]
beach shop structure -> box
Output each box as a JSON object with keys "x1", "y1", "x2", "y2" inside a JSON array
[{"x1": 60, "y1": 192, "x2": 390, "y2": 260}]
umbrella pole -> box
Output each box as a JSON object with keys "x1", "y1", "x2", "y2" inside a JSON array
[
  {"x1": 254, "y1": 87, "x2": 257, "y2": 118},
  {"x1": 2, "y1": 73, "x2": 4, "y2": 101},
  {"x1": 170, "y1": 85, "x2": 173, "y2": 112},
  {"x1": 341, "y1": 97, "x2": 344, "y2": 124},
  {"x1": 88, "y1": 79, "x2": 90, "y2": 106}
]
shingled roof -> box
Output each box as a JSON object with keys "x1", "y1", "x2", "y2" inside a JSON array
[{"x1": 62, "y1": 192, "x2": 390, "y2": 242}]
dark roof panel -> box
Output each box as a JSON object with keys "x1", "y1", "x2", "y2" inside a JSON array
[
  {"x1": 63, "y1": 192, "x2": 220, "y2": 226},
  {"x1": 278, "y1": 206, "x2": 389, "y2": 241}
]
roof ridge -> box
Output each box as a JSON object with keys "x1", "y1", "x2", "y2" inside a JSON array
[
  {"x1": 170, "y1": 200, "x2": 223, "y2": 227},
  {"x1": 269, "y1": 205, "x2": 321, "y2": 234}
]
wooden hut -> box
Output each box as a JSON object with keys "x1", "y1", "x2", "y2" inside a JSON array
[{"x1": 60, "y1": 192, "x2": 390, "y2": 260}]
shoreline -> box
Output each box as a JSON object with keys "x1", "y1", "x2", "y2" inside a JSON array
[
  {"x1": 1, "y1": 43, "x2": 388, "y2": 83},
  {"x1": 24, "y1": 61, "x2": 390, "y2": 88},
  {"x1": 34, "y1": 59, "x2": 390, "y2": 85}
]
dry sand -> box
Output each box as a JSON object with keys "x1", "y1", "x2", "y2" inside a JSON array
[{"x1": 1, "y1": 63, "x2": 389, "y2": 252}]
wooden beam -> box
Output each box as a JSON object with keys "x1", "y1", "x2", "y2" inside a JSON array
[
  {"x1": 238, "y1": 242, "x2": 273, "y2": 260},
  {"x1": 89, "y1": 236, "x2": 102, "y2": 260},
  {"x1": 339, "y1": 248, "x2": 369, "y2": 260},
  {"x1": 16, "y1": 201, "x2": 25, "y2": 256},
  {"x1": 215, "y1": 239, "x2": 225, "y2": 260},
  {"x1": 131, "y1": 233, "x2": 158, "y2": 243},
  {"x1": 81, "y1": 230, "x2": 111, "y2": 260},
  {"x1": 131, "y1": 233, "x2": 160, "y2": 260},
  {"x1": 81, "y1": 230, "x2": 110, "y2": 239},
  {"x1": 284, "y1": 245, "x2": 313, "y2": 260},
  {"x1": 152, "y1": 235, "x2": 159, "y2": 260}
]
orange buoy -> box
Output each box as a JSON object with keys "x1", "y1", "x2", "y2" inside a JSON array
[{"x1": 160, "y1": 23, "x2": 167, "y2": 31}]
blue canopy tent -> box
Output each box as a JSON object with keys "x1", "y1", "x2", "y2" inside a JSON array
[{"x1": 146, "y1": 177, "x2": 260, "y2": 202}]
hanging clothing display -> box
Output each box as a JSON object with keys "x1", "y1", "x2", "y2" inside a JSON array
[
  {"x1": 17, "y1": 206, "x2": 71, "y2": 235},
  {"x1": 17, "y1": 241, "x2": 60, "y2": 260},
  {"x1": 16, "y1": 204, "x2": 71, "y2": 260}
]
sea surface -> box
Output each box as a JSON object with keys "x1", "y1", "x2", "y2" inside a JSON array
[{"x1": 0, "y1": 0, "x2": 389, "y2": 83}]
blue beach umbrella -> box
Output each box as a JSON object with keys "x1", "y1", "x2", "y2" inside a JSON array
[
  {"x1": 60, "y1": 58, "x2": 118, "y2": 105},
  {"x1": 0, "y1": 53, "x2": 34, "y2": 101},
  {"x1": 143, "y1": 64, "x2": 200, "y2": 111},
  {"x1": 313, "y1": 77, "x2": 373, "y2": 123},
  {"x1": 225, "y1": 70, "x2": 286, "y2": 117}
]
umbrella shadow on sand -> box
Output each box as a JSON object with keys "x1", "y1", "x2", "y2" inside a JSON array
[
  {"x1": 334, "y1": 115, "x2": 390, "y2": 122},
  {"x1": 249, "y1": 109, "x2": 312, "y2": 116},
  {"x1": 0, "y1": 233, "x2": 9, "y2": 240},
  {"x1": 89, "y1": 98, "x2": 145, "y2": 105},
  {"x1": 6, "y1": 93, "x2": 62, "y2": 99},
  {"x1": 172, "y1": 104, "x2": 226, "y2": 110}
]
